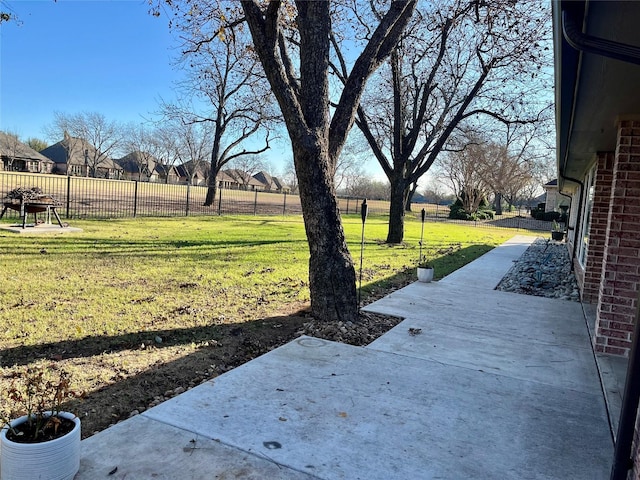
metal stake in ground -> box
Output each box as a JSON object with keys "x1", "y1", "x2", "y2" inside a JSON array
[
  {"x1": 358, "y1": 199, "x2": 368, "y2": 310},
  {"x1": 419, "y1": 208, "x2": 426, "y2": 262}
]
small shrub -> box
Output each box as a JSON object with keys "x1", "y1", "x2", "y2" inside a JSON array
[
  {"x1": 448, "y1": 204, "x2": 494, "y2": 221},
  {"x1": 530, "y1": 207, "x2": 544, "y2": 220},
  {"x1": 448, "y1": 204, "x2": 473, "y2": 220},
  {"x1": 1, "y1": 365, "x2": 81, "y2": 443},
  {"x1": 542, "y1": 211, "x2": 561, "y2": 222},
  {"x1": 474, "y1": 209, "x2": 494, "y2": 220}
]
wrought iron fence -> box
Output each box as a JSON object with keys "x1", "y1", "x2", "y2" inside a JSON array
[{"x1": 0, "y1": 171, "x2": 553, "y2": 232}]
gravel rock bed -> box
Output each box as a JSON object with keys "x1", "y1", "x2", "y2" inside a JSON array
[
  {"x1": 496, "y1": 238, "x2": 580, "y2": 301},
  {"x1": 303, "y1": 310, "x2": 404, "y2": 346}
]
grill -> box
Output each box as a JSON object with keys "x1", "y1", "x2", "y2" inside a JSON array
[{"x1": 0, "y1": 189, "x2": 64, "y2": 229}]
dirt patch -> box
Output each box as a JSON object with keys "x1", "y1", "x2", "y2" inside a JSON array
[{"x1": 38, "y1": 277, "x2": 413, "y2": 438}]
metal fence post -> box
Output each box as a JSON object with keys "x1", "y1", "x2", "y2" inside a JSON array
[
  {"x1": 185, "y1": 183, "x2": 191, "y2": 216},
  {"x1": 283, "y1": 192, "x2": 287, "y2": 215},
  {"x1": 218, "y1": 187, "x2": 222, "y2": 215},
  {"x1": 253, "y1": 190, "x2": 258, "y2": 215},
  {"x1": 133, "y1": 181, "x2": 139, "y2": 218},
  {"x1": 65, "y1": 176, "x2": 71, "y2": 219}
]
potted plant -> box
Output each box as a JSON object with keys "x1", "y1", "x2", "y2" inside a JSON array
[
  {"x1": 551, "y1": 220, "x2": 565, "y2": 241},
  {"x1": 417, "y1": 260, "x2": 434, "y2": 283},
  {"x1": 1, "y1": 365, "x2": 81, "y2": 480}
]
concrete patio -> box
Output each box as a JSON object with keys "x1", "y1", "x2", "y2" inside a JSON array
[{"x1": 76, "y1": 235, "x2": 615, "y2": 479}]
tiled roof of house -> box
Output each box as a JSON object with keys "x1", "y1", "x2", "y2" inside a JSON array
[{"x1": 0, "y1": 132, "x2": 53, "y2": 164}]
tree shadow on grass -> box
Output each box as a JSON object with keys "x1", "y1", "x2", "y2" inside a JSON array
[
  {"x1": 3, "y1": 310, "x2": 311, "y2": 438},
  {"x1": 0, "y1": 237, "x2": 302, "y2": 257},
  {"x1": 3, "y1": 243, "x2": 498, "y2": 438},
  {"x1": 0, "y1": 310, "x2": 311, "y2": 368}
]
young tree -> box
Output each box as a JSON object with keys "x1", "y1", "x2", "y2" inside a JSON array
[
  {"x1": 47, "y1": 111, "x2": 122, "y2": 177},
  {"x1": 151, "y1": 124, "x2": 180, "y2": 183},
  {"x1": 477, "y1": 124, "x2": 545, "y2": 215},
  {"x1": 228, "y1": 154, "x2": 268, "y2": 190},
  {"x1": 334, "y1": 135, "x2": 368, "y2": 194},
  {"x1": 74, "y1": 112, "x2": 122, "y2": 177},
  {"x1": 346, "y1": 177, "x2": 391, "y2": 201},
  {"x1": 173, "y1": 121, "x2": 213, "y2": 185},
  {"x1": 45, "y1": 113, "x2": 83, "y2": 175},
  {"x1": 26, "y1": 137, "x2": 47, "y2": 152},
  {"x1": 281, "y1": 157, "x2": 299, "y2": 195},
  {"x1": 122, "y1": 124, "x2": 160, "y2": 181},
  {"x1": 437, "y1": 132, "x2": 491, "y2": 215},
  {"x1": 336, "y1": 0, "x2": 551, "y2": 243},
  {"x1": 159, "y1": 7, "x2": 278, "y2": 206}
]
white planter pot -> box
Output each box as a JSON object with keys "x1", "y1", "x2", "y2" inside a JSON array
[
  {"x1": 1, "y1": 412, "x2": 80, "y2": 480},
  {"x1": 417, "y1": 267, "x2": 434, "y2": 283}
]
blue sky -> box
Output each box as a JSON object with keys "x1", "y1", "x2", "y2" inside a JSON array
[
  {"x1": 0, "y1": 0, "x2": 388, "y2": 179},
  {"x1": 0, "y1": 0, "x2": 183, "y2": 141}
]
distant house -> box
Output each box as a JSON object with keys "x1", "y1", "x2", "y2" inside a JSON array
[
  {"x1": 253, "y1": 171, "x2": 290, "y2": 193},
  {"x1": 542, "y1": 179, "x2": 570, "y2": 212},
  {"x1": 41, "y1": 136, "x2": 123, "y2": 179},
  {"x1": 215, "y1": 170, "x2": 238, "y2": 189},
  {"x1": 115, "y1": 151, "x2": 161, "y2": 182},
  {"x1": 152, "y1": 164, "x2": 181, "y2": 184},
  {"x1": 0, "y1": 132, "x2": 54, "y2": 174},
  {"x1": 176, "y1": 161, "x2": 209, "y2": 186},
  {"x1": 225, "y1": 169, "x2": 266, "y2": 191}
]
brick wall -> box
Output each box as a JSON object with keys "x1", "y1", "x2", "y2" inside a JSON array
[
  {"x1": 594, "y1": 121, "x2": 640, "y2": 356},
  {"x1": 583, "y1": 152, "x2": 615, "y2": 303}
]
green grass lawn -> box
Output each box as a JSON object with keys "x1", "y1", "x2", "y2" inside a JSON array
[
  {"x1": 0, "y1": 215, "x2": 526, "y2": 434},
  {"x1": 0, "y1": 215, "x2": 516, "y2": 346}
]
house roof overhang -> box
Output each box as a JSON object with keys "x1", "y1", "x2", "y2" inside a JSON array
[{"x1": 553, "y1": 0, "x2": 640, "y2": 190}]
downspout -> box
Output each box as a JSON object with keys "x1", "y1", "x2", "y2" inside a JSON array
[
  {"x1": 562, "y1": 10, "x2": 640, "y2": 66},
  {"x1": 561, "y1": 5, "x2": 640, "y2": 480}
]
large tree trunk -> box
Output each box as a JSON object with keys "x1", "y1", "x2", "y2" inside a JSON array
[
  {"x1": 204, "y1": 183, "x2": 218, "y2": 207},
  {"x1": 294, "y1": 144, "x2": 357, "y2": 322},
  {"x1": 204, "y1": 165, "x2": 220, "y2": 206},
  {"x1": 204, "y1": 135, "x2": 223, "y2": 206},
  {"x1": 387, "y1": 177, "x2": 410, "y2": 244},
  {"x1": 494, "y1": 192, "x2": 503, "y2": 215}
]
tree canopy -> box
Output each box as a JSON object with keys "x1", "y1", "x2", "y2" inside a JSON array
[{"x1": 334, "y1": 0, "x2": 552, "y2": 242}]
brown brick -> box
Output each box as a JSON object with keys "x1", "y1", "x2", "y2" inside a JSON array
[
  {"x1": 598, "y1": 328, "x2": 631, "y2": 340},
  {"x1": 603, "y1": 345, "x2": 628, "y2": 356},
  {"x1": 607, "y1": 337, "x2": 633, "y2": 349},
  {"x1": 611, "y1": 321, "x2": 635, "y2": 331}
]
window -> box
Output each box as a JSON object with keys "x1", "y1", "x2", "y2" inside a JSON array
[{"x1": 578, "y1": 166, "x2": 596, "y2": 267}]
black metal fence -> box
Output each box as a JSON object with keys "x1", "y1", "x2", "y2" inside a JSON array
[{"x1": 0, "y1": 171, "x2": 553, "y2": 231}]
